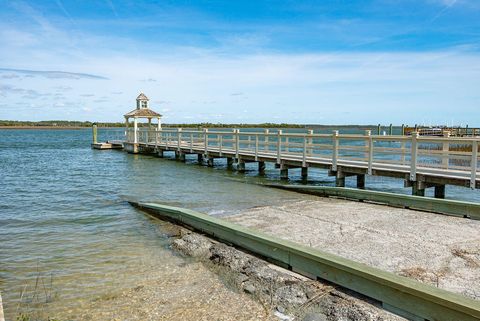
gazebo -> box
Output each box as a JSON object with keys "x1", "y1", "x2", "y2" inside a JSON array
[{"x1": 124, "y1": 93, "x2": 162, "y2": 144}]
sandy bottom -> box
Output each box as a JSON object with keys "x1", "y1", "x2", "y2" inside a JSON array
[
  {"x1": 226, "y1": 197, "x2": 480, "y2": 300},
  {"x1": 45, "y1": 259, "x2": 273, "y2": 321}
]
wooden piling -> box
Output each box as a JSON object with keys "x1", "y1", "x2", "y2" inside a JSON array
[
  {"x1": 301, "y1": 166, "x2": 308, "y2": 179},
  {"x1": 238, "y1": 160, "x2": 246, "y2": 172},
  {"x1": 92, "y1": 123, "x2": 98, "y2": 144},
  {"x1": 280, "y1": 163, "x2": 288, "y2": 179},
  {"x1": 336, "y1": 171, "x2": 346, "y2": 187},
  {"x1": 258, "y1": 161, "x2": 266, "y2": 175},
  {"x1": 207, "y1": 157, "x2": 214, "y2": 167},
  {"x1": 357, "y1": 174, "x2": 366, "y2": 189},
  {"x1": 435, "y1": 185, "x2": 446, "y2": 199}
]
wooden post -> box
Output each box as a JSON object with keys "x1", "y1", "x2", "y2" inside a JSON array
[
  {"x1": 365, "y1": 130, "x2": 372, "y2": 175},
  {"x1": 332, "y1": 130, "x2": 339, "y2": 171},
  {"x1": 410, "y1": 132, "x2": 419, "y2": 181},
  {"x1": 357, "y1": 174, "x2": 366, "y2": 189},
  {"x1": 264, "y1": 129, "x2": 269, "y2": 151},
  {"x1": 389, "y1": 123, "x2": 393, "y2": 135},
  {"x1": 442, "y1": 131, "x2": 450, "y2": 169},
  {"x1": 207, "y1": 157, "x2": 214, "y2": 167},
  {"x1": 234, "y1": 129, "x2": 240, "y2": 159},
  {"x1": 280, "y1": 163, "x2": 288, "y2": 179},
  {"x1": 471, "y1": 140, "x2": 478, "y2": 189},
  {"x1": 255, "y1": 134, "x2": 259, "y2": 161},
  {"x1": 204, "y1": 128, "x2": 209, "y2": 155},
  {"x1": 336, "y1": 170, "x2": 345, "y2": 187},
  {"x1": 434, "y1": 185, "x2": 446, "y2": 199},
  {"x1": 197, "y1": 153, "x2": 203, "y2": 164},
  {"x1": 302, "y1": 134, "x2": 307, "y2": 167},
  {"x1": 92, "y1": 123, "x2": 98, "y2": 144},
  {"x1": 401, "y1": 124, "x2": 405, "y2": 136},
  {"x1": 258, "y1": 161, "x2": 266, "y2": 174},
  {"x1": 227, "y1": 157, "x2": 234, "y2": 168},
  {"x1": 177, "y1": 128, "x2": 182, "y2": 152},
  {"x1": 307, "y1": 129, "x2": 314, "y2": 155},
  {"x1": 277, "y1": 130, "x2": 282, "y2": 164},
  {"x1": 301, "y1": 166, "x2": 308, "y2": 180},
  {"x1": 190, "y1": 132, "x2": 193, "y2": 153},
  {"x1": 412, "y1": 181, "x2": 425, "y2": 196},
  {"x1": 133, "y1": 117, "x2": 138, "y2": 144},
  {"x1": 377, "y1": 124, "x2": 381, "y2": 135},
  {"x1": 219, "y1": 134, "x2": 223, "y2": 156},
  {"x1": 238, "y1": 160, "x2": 246, "y2": 172}
]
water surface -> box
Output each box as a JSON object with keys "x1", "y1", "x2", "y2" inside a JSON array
[{"x1": 1, "y1": 128, "x2": 478, "y2": 318}]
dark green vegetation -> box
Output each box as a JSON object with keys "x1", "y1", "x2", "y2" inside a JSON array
[
  {"x1": 0, "y1": 120, "x2": 124, "y2": 128},
  {"x1": 0, "y1": 120, "x2": 306, "y2": 128},
  {"x1": 0, "y1": 120, "x2": 381, "y2": 129}
]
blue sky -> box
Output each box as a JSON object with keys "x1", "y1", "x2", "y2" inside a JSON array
[{"x1": 0, "y1": 0, "x2": 479, "y2": 124}]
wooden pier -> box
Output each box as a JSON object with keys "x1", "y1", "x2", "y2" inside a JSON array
[{"x1": 115, "y1": 128, "x2": 480, "y2": 198}]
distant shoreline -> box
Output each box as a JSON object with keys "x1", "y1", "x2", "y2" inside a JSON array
[{"x1": 0, "y1": 126, "x2": 88, "y2": 130}]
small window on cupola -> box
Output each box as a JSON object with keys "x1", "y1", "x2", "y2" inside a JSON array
[{"x1": 141, "y1": 100, "x2": 148, "y2": 108}]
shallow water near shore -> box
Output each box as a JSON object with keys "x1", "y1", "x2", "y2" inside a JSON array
[{"x1": 1, "y1": 128, "x2": 479, "y2": 319}]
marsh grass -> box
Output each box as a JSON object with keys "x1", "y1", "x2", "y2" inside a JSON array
[{"x1": 14, "y1": 270, "x2": 60, "y2": 321}]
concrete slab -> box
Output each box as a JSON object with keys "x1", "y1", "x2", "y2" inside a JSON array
[{"x1": 226, "y1": 197, "x2": 480, "y2": 300}]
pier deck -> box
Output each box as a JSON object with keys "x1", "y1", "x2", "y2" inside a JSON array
[{"x1": 119, "y1": 128, "x2": 479, "y2": 197}]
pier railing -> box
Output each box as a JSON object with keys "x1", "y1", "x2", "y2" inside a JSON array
[{"x1": 127, "y1": 128, "x2": 480, "y2": 188}]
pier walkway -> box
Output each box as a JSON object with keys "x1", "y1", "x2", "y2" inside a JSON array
[{"x1": 116, "y1": 128, "x2": 479, "y2": 198}]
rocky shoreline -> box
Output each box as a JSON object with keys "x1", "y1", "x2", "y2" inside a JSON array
[{"x1": 171, "y1": 226, "x2": 405, "y2": 321}]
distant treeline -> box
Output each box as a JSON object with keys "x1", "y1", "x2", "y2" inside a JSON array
[
  {"x1": 0, "y1": 120, "x2": 307, "y2": 128},
  {"x1": 0, "y1": 120, "x2": 124, "y2": 127},
  {"x1": 165, "y1": 122, "x2": 306, "y2": 128},
  {"x1": 0, "y1": 120, "x2": 386, "y2": 129}
]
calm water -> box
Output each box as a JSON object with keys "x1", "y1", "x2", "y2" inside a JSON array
[{"x1": 1, "y1": 128, "x2": 479, "y2": 318}]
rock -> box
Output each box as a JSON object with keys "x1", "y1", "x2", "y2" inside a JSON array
[
  {"x1": 243, "y1": 282, "x2": 256, "y2": 294},
  {"x1": 172, "y1": 233, "x2": 212, "y2": 258},
  {"x1": 274, "y1": 284, "x2": 309, "y2": 308},
  {"x1": 302, "y1": 312, "x2": 328, "y2": 321},
  {"x1": 235, "y1": 273, "x2": 249, "y2": 285},
  {"x1": 276, "y1": 305, "x2": 286, "y2": 314}
]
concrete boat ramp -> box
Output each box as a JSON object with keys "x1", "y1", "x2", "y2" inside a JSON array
[{"x1": 131, "y1": 196, "x2": 480, "y2": 321}]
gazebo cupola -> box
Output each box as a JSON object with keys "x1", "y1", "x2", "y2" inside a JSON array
[
  {"x1": 124, "y1": 92, "x2": 162, "y2": 144},
  {"x1": 136, "y1": 92, "x2": 149, "y2": 109}
]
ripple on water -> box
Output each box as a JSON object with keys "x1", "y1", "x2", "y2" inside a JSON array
[{"x1": 1, "y1": 129, "x2": 479, "y2": 319}]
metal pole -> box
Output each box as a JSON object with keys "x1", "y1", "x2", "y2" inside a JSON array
[
  {"x1": 377, "y1": 124, "x2": 381, "y2": 135},
  {"x1": 389, "y1": 123, "x2": 393, "y2": 135}
]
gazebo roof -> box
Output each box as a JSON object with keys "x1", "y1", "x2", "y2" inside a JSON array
[
  {"x1": 124, "y1": 108, "x2": 162, "y2": 118},
  {"x1": 136, "y1": 93, "x2": 149, "y2": 101}
]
